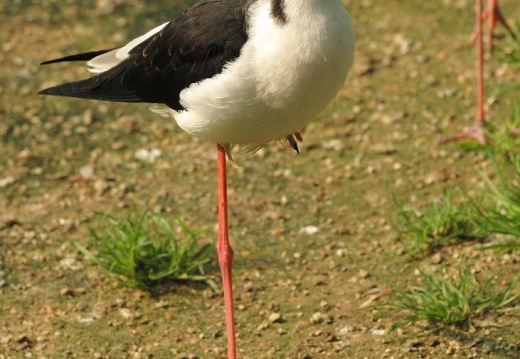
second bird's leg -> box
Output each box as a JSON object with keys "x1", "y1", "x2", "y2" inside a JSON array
[
  {"x1": 471, "y1": 0, "x2": 517, "y2": 51},
  {"x1": 439, "y1": 0, "x2": 487, "y2": 145}
]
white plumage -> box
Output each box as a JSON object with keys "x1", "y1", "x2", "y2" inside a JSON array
[
  {"x1": 175, "y1": 0, "x2": 355, "y2": 151},
  {"x1": 78, "y1": 0, "x2": 355, "y2": 153}
]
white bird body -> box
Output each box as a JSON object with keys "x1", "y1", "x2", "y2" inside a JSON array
[
  {"x1": 81, "y1": 0, "x2": 355, "y2": 152},
  {"x1": 175, "y1": 0, "x2": 355, "y2": 150}
]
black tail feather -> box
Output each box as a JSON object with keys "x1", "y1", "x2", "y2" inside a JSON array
[
  {"x1": 38, "y1": 81, "x2": 142, "y2": 103},
  {"x1": 41, "y1": 48, "x2": 116, "y2": 65},
  {"x1": 38, "y1": 64, "x2": 144, "y2": 103}
]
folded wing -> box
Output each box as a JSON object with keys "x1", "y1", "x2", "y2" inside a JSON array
[{"x1": 39, "y1": 0, "x2": 249, "y2": 111}]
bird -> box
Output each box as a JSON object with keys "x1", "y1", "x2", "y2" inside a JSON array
[
  {"x1": 439, "y1": 0, "x2": 516, "y2": 145},
  {"x1": 38, "y1": 1, "x2": 356, "y2": 358}
]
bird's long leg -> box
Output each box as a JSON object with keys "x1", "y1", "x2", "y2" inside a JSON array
[
  {"x1": 470, "y1": 0, "x2": 517, "y2": 51},
  {"x1": 438, "y1": 0, "x2": 487, "y2": 145},
  {"x1": 476, "y1": 0, "x2": 486, "y2": 130},
  {"x1": 485, "y1": 0, "x2": 517, "y2": 51},
  {"x1": 216, "y1": 143, "x2": 237, "y2": 359}
]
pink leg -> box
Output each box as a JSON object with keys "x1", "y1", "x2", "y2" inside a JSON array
[
  {"x1": 470, "y1": 0, "x2": 517, "y2": 51},
  {"x1": 216, "y1": 143, "x2": 237, "y2": 359},
  {"x1": 438, "y1": 0, "x2": 486, "y2": 145},
  {"x1": 486, "y1": 0, "x2": 517, "y2": 51},
  {"x1": 476, "y1": 0, "x2": 485, "y2": 127}
]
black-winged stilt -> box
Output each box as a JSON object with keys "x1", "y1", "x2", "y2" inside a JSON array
[{"x1": 39, "y1": 1, "x2": 356, "y2": 357}]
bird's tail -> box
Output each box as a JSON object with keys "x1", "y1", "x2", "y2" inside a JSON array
[{"x1": 39, "y1": 50, "x2": 143, "y2": 103}]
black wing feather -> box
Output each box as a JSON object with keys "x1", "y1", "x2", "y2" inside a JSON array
[
  {"x1": 39, "y1": 0, "x2": 250, "y2": 110},
  {"x1": 40, "y1": 49, "x2": 116, "y2": 65},
  {"x1": 39, "y1": 65, "x2": 142, "y2": 102}
]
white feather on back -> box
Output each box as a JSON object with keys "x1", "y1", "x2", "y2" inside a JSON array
[{"x1": 87, "y1": 22, "x2": 168, "y2": 73}]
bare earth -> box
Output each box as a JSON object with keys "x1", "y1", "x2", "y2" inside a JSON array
[{"x1": 1, "y1": 0, "x2": 519, "y2": 358}]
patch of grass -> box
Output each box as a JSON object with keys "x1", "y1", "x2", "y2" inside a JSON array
[
  {"x1": 76, "y1": 209, "x2": 215, "y2": 292},
  {"x1": 482, "y1": 104, "x2": 520, "y2": 160},
  {"x1": 455, "y1": 102, "x2": 520, "y2": 155},
  {"x1": 395, "y1": 189, "x2": 488, "y2": 254},
  {"x1": 468, "y1": 31, "x2": 520, "y2": 249},
  {"x1": 472, "y1": 153, "x2": 520, "y2": 250},
  {"x1": 389, "y1": 266, "x2": 520, "y2": 332}
]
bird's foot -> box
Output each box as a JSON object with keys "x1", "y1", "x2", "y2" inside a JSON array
[
  {"x1": 221, "y1": 144, "x2": 239, "y2": 169},
  {"x1": 286, "y1": 132, "x2": 303, "y2": 154},
  {"x1": 437, "y1": 125, "x2": 487, "y2": 145}
]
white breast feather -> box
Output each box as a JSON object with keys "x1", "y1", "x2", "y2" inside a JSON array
[{"x1": 171, "y1": 0, "x2": 355, "y2": 152}]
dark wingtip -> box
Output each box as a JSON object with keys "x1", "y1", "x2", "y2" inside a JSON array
[
  {"x1": 40, "y1": 59, "x2": 61, "y2": 66},
  {"x1": 40, "y1": 48, "x2": 116, "y2": 66},
  {"x1": 38, "y1": 85, "x2": 66, "y2": 96}
]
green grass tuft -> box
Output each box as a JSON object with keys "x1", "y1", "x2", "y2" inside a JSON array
[
  {"x1": 472, "y1": 153, "x2": 520, "y2": 250},
  {"x1": 394, "y1": 189, "x2": 488, "y2": 254},
  {"x1": 76, "y1": 209, "x2": 215, "y2": 292},
  {"x1": 503, "y1": 20, "x2": 520, "y2": 69},
  {"x1": 388, "y1": 266, "x2": 520, "y2": 332}
]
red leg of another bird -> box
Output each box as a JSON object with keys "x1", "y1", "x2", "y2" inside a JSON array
[
  {"x1": 216, "y1": 143, "x2": 237, "y2": 359},
  {"x1": 476, "y1": 0, "x2": 486, "y2": 129},
  {"x1": 471, "y1": 0, "x2": 517, "y2": 51},
  {"x1": 439, "y1": 0, "x2": 487, "y2": 145},
  {"x1": 486, "y1": 0, "x2": 517, "y2": 51}
]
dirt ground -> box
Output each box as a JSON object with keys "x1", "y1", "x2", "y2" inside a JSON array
[{"x1": 1, "y1": 0, "x2": 519, "y2": 358}]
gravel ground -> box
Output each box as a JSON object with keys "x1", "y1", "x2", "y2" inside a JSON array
[{"x1": 1, "y1": 0, "x2": 519, "y2": 358}]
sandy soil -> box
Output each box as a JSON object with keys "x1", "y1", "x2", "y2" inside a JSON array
[{"x1": 1, "y1": 0, "x2": 519, "y2": 358}]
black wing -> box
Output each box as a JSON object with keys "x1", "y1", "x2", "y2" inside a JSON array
[
  {"x1": 39, "y1": 0, "x2": 249, "y2": 111},
  {"x1": 40, "y1": 49, "x2": 116, "y2": 65}
]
